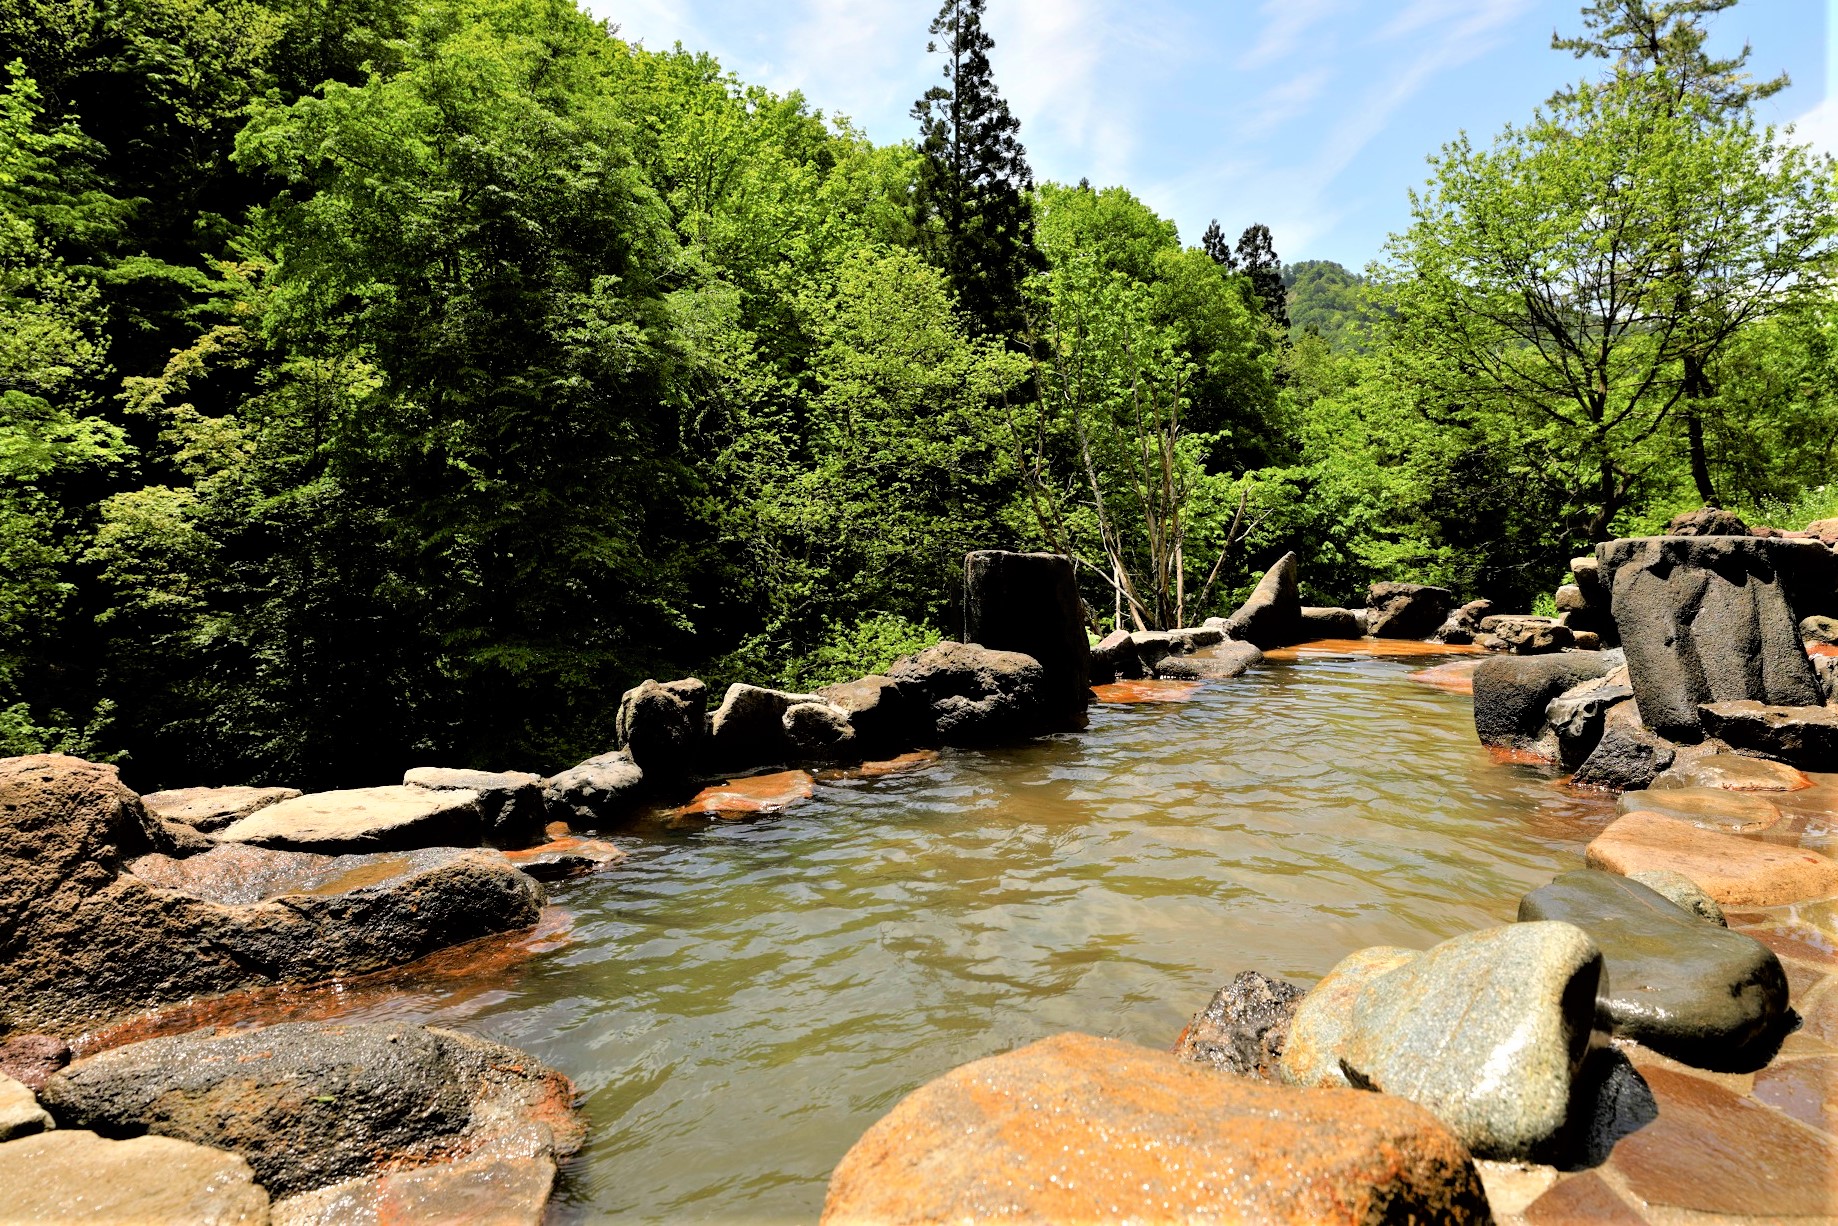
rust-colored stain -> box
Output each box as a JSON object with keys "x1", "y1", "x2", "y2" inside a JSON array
[
  {"x1": 1264, "y1": 637, "x2": 1486, "y2": 661},
  {"x1": 676, "y1": 770, "x2": 816, "y2": 819},
  {"x1": 1409, "y1": 659, "x2": 1480, "y2": 695},
  {"x1": 1490, "y1": 745, "x2": 1556, "y2": 766},
  {"x1": 848, "y1": 751, "x2": 941, "y2": 779},
  {"x1": 1808, "y1": 643, "x2": 1838, "y2": 658},
  {"x1": 1091, "y1": 679, "x2": 1203, "y2": 703}
]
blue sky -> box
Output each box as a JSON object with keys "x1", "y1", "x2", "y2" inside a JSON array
[{"x1": 587, "y1": 0, "x2": 1832, "y2": 269}]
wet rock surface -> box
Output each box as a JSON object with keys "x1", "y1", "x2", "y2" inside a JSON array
[
  {"x1": 1367, "y1": 581, "x2": 1455, "y2": 640},
  {"x1": 402, "y1": 767, "x2": 546, "y2": 846},
  {"x1": 888, "y1": 641, "x2": 1054, "y2": 745},
  {"x1": 1150, "y1": 640, "x2": 1262, "y2": 681},
  {"x1": 1223, "y1": 551, "x2": 1302, "y2": 647},
  {"x1": 1572, "y1": 702, "x2": 1676, "y2": 790},
  {"x1": 676, "y1": 769, "x2": 816, "y2": 818},
  {"x1": 1473, "y1": 652, "x2": 1614, "y2": 756},
  {"x1": 1652, "y1": 750, "x2": 1811, "y2": 791},
  {"x1": 218, "y1": 785, "x2": 484, "y2": 853},
  {"x1": 1089, "y1": 678, "x2": 1201, "y2": 703},
  {"x1": 821, "y1": 1032, "x2": 1490, "y2": 1226},
  {"x1": 141, "y1": 786, "x2": 301, "y2": 833},
  {"x1": 963, "y1": 550, "x2": 1091, "y2": 722},
  {"x1": 1624, "y1": 868, "x2": 1726, "y2": 925},
  {"x1": 502, "y1": 835, "x2": 627, "y2": 880},
  {"x1": 1546, "y1": 672, "x2": 1634, "y2": 768},
  {"x1": 1586, "y1": 812, "x2": 1838, "y2": 905},
  {"x1": 1518, "y1": 871, "x2": 1788, "y2": 1063},
  {"x1": 40, "y1": 1021, "x2": 579, "y2": 1200},
  {"x1": 1172, "y1": 970, "x2": 1303, "y2": 1079},
  {"x1": 542, "y1": 750, "x2": 645, "y2": 824},
  {"x1": 0, "y1": 1129, "x2": 271, "y2": 1224},
  {"x1": 271, "y1": 1152, "x2": 555, "y2": 1226},
  {"x1": 1698, "y1": 700, "x2": 1838, "y2": 770},
  {"x1": 1617, "y1": 784, "x2": 1781, "y2": 833}
]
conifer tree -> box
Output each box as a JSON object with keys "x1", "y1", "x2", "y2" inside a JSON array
[
  {"x1": 1201, "y1": 219, "x2": 1237, "y2": 270},
  {"x1": 1235, "y1": 223, "x2": 1288, "y2": 330},
  {"x1": 912, "y1": 0, "x2": 1038, "y2": 337}
]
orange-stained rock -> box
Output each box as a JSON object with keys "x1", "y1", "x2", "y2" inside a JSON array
[
  {"x1": 1657, "y1": 753, "x2": 1812, "y2": 792},
  {"x1": 503, "y1": 835, "x2": 626, "y2": 881},
  {"x1": 1618, "y1": 785, "x2": 1781, "y2": 834},
  {"x1": 1522, "y1": 1171, "x2": 1644, "y2": 1224},
  {"x1": 1585, "y1": 812, "x2": 1838, "y2": 906},
  {"x1": 1754, "y1": 1055, "x2": 1838, "y2": 1135},
  {"x1": 820, "y1": 1032, "x2": 1490, "y2": 1226},
  {"x1": 1090, "y1": 679, "x2": 1202, "y2": 704},
  {"x1": 675, "y1": 770, "x2": 816, "y2": 819},
  {"x1": 1408, "y1": 659, "x2": 1480, "y2": 695},
  {"x1": 1263, "y1": 638, "x2": 1484, "y2": 661}
]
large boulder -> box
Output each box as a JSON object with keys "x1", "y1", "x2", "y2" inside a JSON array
[
  {"x1": 1172, "y1": 970, "x2": 1304, "y2": 1080},
  {"x1": 1697, "y1": 700, "x2": 1838, "y2": 771},
  {"x1": 542, "y1": 750, "x2": 645, "y2": 824},
  {"x1": 141, "y1": 785, "x2": 300, "y2": 833},
  {"x1": 0, "y1": 1130, "x2": 270, "y2": 1224},
  {"x1": 1471, "y1": 652, "x2": 1614, "y2": 757},
  {"x1": 1367, "y1": 582, "x2": 1456, "y2": 640},
  {"x1": 1596, "y1": 535, "x2": 1824, "y2": 741},
  {"x1": 707, "y1": 683, "x2": 854, "y2": 769},
  {"x1": 1476, "y1": 615, "x2": 1573, "y2": 655},
  {"x1": 887, "y1": 642, "x2": 1051, "y2": 746},
  {"x1": 1151, "y1": 640, "x2": 1263, "y2": 681},
  {"x1": 1223, "y1": 551, "x2": 1302, "y2": 648},
  {"x1": 821, "y1": 1032, "x2": 1489, "y2": 1225},
  {"x1": 1299, "y1": 605, "x2": 1363, "y2": 638},
  {"x1": 40, "y1": 1021, "x2": 579, "y2": 1201},
  {"x1": 963, "y1": 550, "x2": 1090, "y2": 727},
  {"x1": 217, "y1": 785, "x2": 483, "y2": 853},
  {"x1": 1085, "y1": 629, "x2": 1143, "y2": 685},
  {"x1": 613, "y1": 678, "x2": 707, "y2": 785},
  {"x1": 1128, "y1": 627, "x2": 1223, "y2": 671},
  {"x1": 1519, "y1": 871, "x2": 1788, "y2": 1064},
  {"x1": 1586, "y1": 812, "x2": 1838, "y2": 906},
  {"x1": 1572, "y1": 699, "x2": 1677, "y2": 790},
  {"x1": 817, "y1": 675, "x2": 928, "y2": 758},
  {"x1": 1282, "y1": 924, "x2": 1603, "y2": 1161},
  {"x1": 1544, "y1": 671, "x2": 1634, "y2": 768},
  {"x1": 0, "y1": 755, "x2": 542, "y2": 1036},
  {"x1": 402, "y1": 767, "x2": 545, "y2": 846},
  {"x1": 1667, "y1": 507, "x2": 1751, "y2": 536}
]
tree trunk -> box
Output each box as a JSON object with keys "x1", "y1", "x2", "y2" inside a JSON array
[{"x1": 1683, "y1": 353, "x2": 1718, "y2": 506}]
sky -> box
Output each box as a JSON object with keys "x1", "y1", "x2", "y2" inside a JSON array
[{"x1": 584, "y1": 0, "x2": 1833, "y2": 270}]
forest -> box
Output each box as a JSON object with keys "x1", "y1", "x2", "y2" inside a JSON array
[{"x1": 0, "y1": 0, "x2": 1834, "y2": 787}]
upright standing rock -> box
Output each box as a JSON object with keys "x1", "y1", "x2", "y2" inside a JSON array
[
  {"x1": 614, "y1": 678, "x2": 708, "y2": 786},
  {"x1": 1224, "y1": 552, "x2": 1303, "y2": 648},
  {"x1": 1367, "y1": 582, "x2": 1456, "y2": 640},
  {"x1": 963, "y1": 551, "x2": 1089, "y2": 731},
  {"x1": 1597, "y1": 536, "x2": 1823, "y2": 740}
]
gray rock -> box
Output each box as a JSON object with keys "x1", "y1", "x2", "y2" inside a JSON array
[
  {"x1": 614, "y1": 678, "x2": 707, "y2": 784},
  {"x1": 0, "y1": 1130, "x2": 270, "y2": 1224},
  {"x1": 1572, "y1": 702, "x2": 1677, "y2": 790},
  {"x1": 1813, "y1": 653, "x2": 1838, "y2": 704},
  {"x1": 1298, "y1": 606, "x2": 1363, "y2": 638},
  {"x1": 1087, "y1": 629, "x2": 1143, "y2": 685},
  {"x1": 1279, "y1": 946, "x2": 1421, "y2": 1090},
  {"x1": 1173, "y1": 970, "x2": 1305, "y2": 1080},
  {"x1": 1152, "y1": 641, "x2": 1263, "y2": 681},
  {"x1": 1545, "y1": 672, "x2": 1634, "y2": 769},
  {"x1": 1650, "y1": 750, "x2": 1811, "y2": 792},
  {"x1": 542, "y1": 750, "x2": 645, "y2": 824},
  {"x1": 40, "y1": 1021, "x2": 579, "y2": 1199},
  {"x1": 1555, "y1": 584, "x2": 1587, "y2": 613},
  {"x1": 1666, "y1": 507, "x2": 1751, "y2": 536},
  {"x1": 218, "y1": 785, "x2": 483, "y2": 853},
  {"x1": 1519, "y1": 871, "x2": 1786, "y2": 1064},
  {"x1": 964, "y1": 550, "x2": 1091, "y2": 727},
  {"x1": 1367, "y1": 582, "x2": 1456, "y2": 640},
  {"x1": 403, "y1": 767, "x2": 546, "y2": 847},
  {"x1": 1626, "y1": 869, "x2": 1727, "y2": 926},
  {"x1": 1698, "y1": 700, "x2": 1838, "y2": 771},
  {"x1": 818, "y1": 674, "x2": 929, "y2": 758},
  {"x1": 1128, "y1": 627, "x2": 1225, "y2": 670},
  {"x1": 1801, "y1": 615, "x2": 1838, "y2": 646},
  {"x1": 141, "y1": 786, "x2": 301, "y2": 833},
  {"x1": 707, "y1": 683, "x2": 830, "y2": 770},
  {"x1": 888, "y1": 642, "x2": 1053, "y2": 746},
  {"x1": 1472, "y1": 652, "x2": 1614, "y2": 756},
  {"x1": 1223, "y1": 552, "x2": 1302, "y2": 648},
  {"x1": 272, "y1": 1153, "x2": 554, "y2": 1226},
  {"x1": 1597, "y1": 535, "x2": 1824, "y2": 741},
  {"x1": 0, "y1": 1073, "x2": 51, "y2": 1140},
  {"x1": 1433, "y1": 599, "x2": 1493, "y2": 646},
  {"x1": 1477, "y1": 615, "x2": 1574, "y2": 656},
  {"x1": 1334, "y1": 923, "x2": 1603, "y2": 1161},
  {"x1": 783, "y1": 700, "x2": 856, "y2": 759}
]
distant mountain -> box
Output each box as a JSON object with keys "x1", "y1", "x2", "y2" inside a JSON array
[{"x1": 1282, "y1": 260, "x2": 1373, "y2": 352}]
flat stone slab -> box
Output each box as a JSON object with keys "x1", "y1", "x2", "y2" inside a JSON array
[
  {"x1": 1753, "y1": 1054, "x2": 1838, "y2": 1136},
  {"x1": 1699, "y1": 700, "x2": 1838, "y2": 771},
  {"x1": 1617, "y1": 785, "x2": 1782, "y2": 833},
  {"x1": 820, "y1": 1032, "x2": 1489, "y2": 1225},
  {"x1": 218, "y1": 785, "x2": 482, "y2": 853},
  {"x1": 1090, "y1": 679, "x2": 1200, "y2": 703},
  {"x1": 1654, "y1": 752, "x2": 1812, "y2": 792},
  {"x1": 1518, "y1": 871, "x2": 1788, "y2": 1062},
  {"x1": 272, "y1": 1154, "x2": 555, "y2": 1226},
  {"x1": 1586, "y1": 812, "x2": 1838, "y2": 906},
  {"x1": 502, "y1": 836, "x2": 626, "y2": 881},
  {"x1": 0, "y1": 1129, "x2": 270, "y2": 1224},
  {"x1": 1151, "y1": 641, "x2": 1263, "y2": 680},
  {"x1": 141, "y1": 786, "x2": 301, "y2": 832},
  {"x1": 0, "y1": 1072, "x2": 50, "y2": 1140},
  {"x1": 676, "y1": 770, "x2": 815, "y2": 819}
]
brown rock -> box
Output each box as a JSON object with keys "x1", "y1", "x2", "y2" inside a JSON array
[
  {"x1": 1091, "y1": 679, "x2": 1201, "y2": 703},
  {"x1": 1609, "y1": 1063, "x2": 1838, "y2": 1217},
  {"x1": 271, "y1": 1154, "x2": 554, "y2": 1226},
  {"x1": 820, "y1": 1032, "x2": 1490, "y2": 1226},
  {"x1": 0, "y1": 1034, "x2": 70, "y2": 1091},
  {"x1": 1522, "y1": 1172, "x2": 1644, "y2": 1224},
  {"x1": 1655, "y1": 751, "x2": 1812, "y2": 792},
  {"x1": 1585, "y1": 812, "x2": 1838, "y2": 906},
  {"x1": 1617, "y1": 785, "x2": 1781, "y2": 834},
  {"x1": 141, "y1": 785, "x2": 302, "y2": 832},
  {"x1": 0, "y1": 1072, "x2": 51, "y2": 1140},
  {"x1": 676, "y1": 770, "x2": 815, "y2": 819},
  {"x1": 218, "y1": 785, "x2": 483, "y2": 853},
  {"x1": 1753, "y1": 1055, "x2": 1838, "y2": 1136},
  {"x1": 1408, "y1": 659, "x2": 1479, "y2": 695},
  {"x1": 502, "y1": 835, "x2": 626, "y2": 881},
  {"x1": 1172, "y1": 970, "x2": 1303, "y2": 1080},
  {"x1": 0, "y1": 1130, "x2": 270, "y2": 1224}
]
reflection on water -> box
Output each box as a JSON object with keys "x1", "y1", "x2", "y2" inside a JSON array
[{"x1": 303, "y1": 654, "x2": 1620, "y2": 1222}]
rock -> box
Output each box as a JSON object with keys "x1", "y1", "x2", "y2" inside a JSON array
[
  {"x1": 1586, "y1": 812, "x2": 1838, "y2": 906},
  {"x1": 0, "y1": 1035, "x2": 70, "y2": 1090},
  {"x1": 1287, "y1": 924, "x2": 1604, "y2": 1161},
  {"x1": 1518, "y1": 871, "x2": 1787, "y2": 1063},
  {"x1": 1802, "y1": 614, "x2": 1838, "y2": 645},
  {"x1": 1410, "y1": 659, "x2": 1481, "y2": 695},
  {"x1": 0, "y1": 1130, "x2": 270, "y2": 1224},
  {"x1": 402, "y1": 767, "x2": 545, "y2": 847},
  {"x1": 818, "y1": 675, "x2": 928, "y2": 758},
  {"x1": 1085, "y1": 629, "x2": 1142, "y2": 685},
  {"x1": 1807, "y1": 516, "x2": 1838, "y2": 547},
  {"x1": 1570, "y1": 630, "x2": 1603, "y2": 650},
  {"x1": 1151, "y1": 640, "x2": 1262, "y2": 681},
  {"x1": 676, "y1": 769, "x2": 815, "y2": 819},
  {"x1": 1596, "y1": 535, "x2": 1824, "y2": 740},
  {"x1": 707, "y1": 683, "x2": 833, "y2": 769},
  {"x1": 1666, "y1": 507, "x2": 1751, "y2": 536},
  {"x1": 1434, "y1": 599, "x2": 1494, "y2": 645},
  {"x1": 1472, "y1": 652, "x2": 1614, "y2": 757},
  {"x1": 1477, "y1": 615, "x2": 1574, "y2": 655},
  {"x1": 820, "y1": 1032, "x2": 1490, "y2": 1226},
  {"x1": 1652, "y1": 751, "x2": 1812, "y2": 792},
  {"x1": 887, "y1": 642, "x2": 1052, "y2": 746},
  {"x1": 1555, "y1": 584, "x2": 1587, "y2": 613},
  {"x1": 1545, "y1": 673, "x2": 1634, "y2": 768},
  {"x1": 1571, "y1": 555, "x2": 1605, "y2": 602},
  {"x1": 1367, "y1": 581, "x2": 1456, "y2": 640},
  {"x1": 542, "y1": 750, "x2": 645, "y2": 824},
  {"x1": 613, "y1": 678, "x2": 707, "y2": 784},
  {"x1": 1618, "y1": 785, "x2": 1781, "y2": 834},
  {"x1": 0, "y1": 1073, "x2": 51, "y2": 1140},
  {"x1": 141, "y1": 785, "x2": 301, "y2": 833},
  {"x1": 502, "y1": 835, "x2": 626, "y2": 881},
  {"x1": 1572, "y1": 703, "x2": 1677, "y2": 790},
  {"x1": 1090, "y1": 678, "x2": 1201, "y2": 704},
  {"x1": 1172, "y1": 970, "x2": 1304, "y2": 1080},
  {"x1": 783, "y1": 700, "x2": 857, "y2": 759},
  {"x1": 1128, "y1": 627, "x2": 1225, "y2": 670},
  {"x1": 963, "y1": 550, "x2": 1091, "y2": 726},
  {"x1": 0, "y1": 757, "x2": 542, "y2": 1036},
  {"x1": 272, "y1": 1153, "x2": 554, "y2": 1226},
  {"x1": 1223, "y1": 551, "x2": 1302, "y2": 648},
  {"x1": 218, "y1": 785, "x2": 483, "y2": 853},
  {"x1": 1813, "y1": 653, "x2": 1838, "y2": 704},
  {"x1": 1625, "y1": 869, "x2": 1727, "y2": 925},
  {"x1": 40, "y1": 1021, "x2": 579, "y2": 1200},
  {"x1": 1298, "y1": 605, "x2": 1363, "y2": 638},
  {"x1": 1279, "y1": 947, "x2": 1422, "y2": 1089},
  {"x1": 1697, "y1": 700, "x2": 1838, "y2": 770}
]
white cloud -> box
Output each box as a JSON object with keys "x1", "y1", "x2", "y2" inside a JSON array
[{"x1": 1239, "y1": 0, "x2": 1351, "y2": 71}]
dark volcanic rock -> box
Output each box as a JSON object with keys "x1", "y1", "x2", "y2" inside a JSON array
[
  {"x1": 403, "y1": 767, "x2": 546, "y2": 847},
  {"x1": 1224, "y1": 552, "x2": 1302, "y2": 648},
  {"x1": 1545, "y1": 673, "x2": 1634, "y2": 769},
  {"x1": 1477, "y1": 615, "x2": 1574, "y2": 656},
  {"x1": 1573, "y1": 702, "x2": 1678, "y2": 790},
  {"x1": 1152, "y1": 641, "x2": 1262, "y2": 681},
  {"x1": 1366, "y1": 582, "x2": 1456, "y2": 640},
  {"x1": 613, "y1": 678, "x2": 708, "y2": 785},
  {"x1": 542, "y1": 751, "x2": 644, "y2": 825},
  {"x1": 1173, "y1": 970, "x2": 1304, "y2": 1080},
  {"x1": 40, "y1": 1021, "x2": 579, "y2": 1199},
  {"x1": 1472, "y1": 652, "x2": 1614, "y2": 756},
  {"x1": 1597, "y1": 535, "x2": 1824, "y2": 741},
  {"x1": 1666, "y1": 508, "x2": 1751, "y2": 537},
  {"x1": 707, "y1": 683, "x2": 831, "y2": 770},
  {"x1": 963, "y1": 550, "x2": 1090, "y2": 727},
  {"x1": 888, "y1": 642, "x2": 1053, "y2": 746},
  {"x1": 1298, "y1": 606, "x2": 1363, "y2": 638},
  {"x1": 1518, "y1": 871, "x2": 1788, "y2": 1064},
  {"x1": 818, "y1": 675, "x2": 928, "y2": 758},
  {"x1": 1434, "y1": 599, "x2": 1494, "y2": 645},
  {"x1": 1086, "y1": 629, "x2": 1143, "y2": 685},
  {"x1": 1697, "y1": 701, "x2": 1838, "y2": 771}
]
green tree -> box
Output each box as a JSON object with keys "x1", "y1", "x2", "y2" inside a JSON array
[{"x1": 1235, "y1": 223, "x2": 1288, "y2": 330}]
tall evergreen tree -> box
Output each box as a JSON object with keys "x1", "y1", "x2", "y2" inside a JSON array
[
  {"x1": 1201, "y1": 219, "x2": 1237, "y2": 270},
  {"x1": 1235, "y1": 223, "x2": 1288, "y2": 329},
  {"x1": 911, "y1": 0, "x2": 1038, "y2": 337}
]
